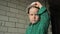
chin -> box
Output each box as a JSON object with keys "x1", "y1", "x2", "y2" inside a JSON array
[{"x1": 31, "y1": 21, "x2": 36, "y2": 24}]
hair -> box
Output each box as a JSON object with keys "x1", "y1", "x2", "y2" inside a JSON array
[{"x1": 26, "y1": 5, "x2": 40, "y2": 14}]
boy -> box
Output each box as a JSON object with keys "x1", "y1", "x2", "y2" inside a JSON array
[{"x1": 26, "y1": 1, "x2": 50, "y2": 34}]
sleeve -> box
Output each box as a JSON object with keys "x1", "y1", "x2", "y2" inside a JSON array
[{"x1": 37, "y1": 6, "x2": 50, "y2": 34}]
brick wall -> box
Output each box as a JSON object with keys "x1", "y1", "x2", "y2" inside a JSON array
[{"x1": 0, "y1": 0, "x2": 52, "y2": 34}]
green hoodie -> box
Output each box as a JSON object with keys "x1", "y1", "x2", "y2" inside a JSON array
[{"x1": 26, "y1": 6, "x2": 50, "y2": 34}]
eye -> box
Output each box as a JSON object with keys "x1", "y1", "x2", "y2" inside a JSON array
[
  {"x1": 29, "y1": 14, "x2": 33, "y2": 16},
  {"x1": 30, "y1": 14, "x2": 33, "y2": 16}
]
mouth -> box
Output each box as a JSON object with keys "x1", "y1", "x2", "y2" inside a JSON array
[{"x1": 32, "y1": 20, "x2": 35, "y2": 21}]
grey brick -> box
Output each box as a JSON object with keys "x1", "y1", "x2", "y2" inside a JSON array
[
  {"x1": 0, "y1": 0, "x2": 8, "y2": 6},
  {"x1": 0, "y1": 26, "x2": 7, "y2": 32},
  {"x1": 18, "y1": 10, "x2": 26, "y2": 16},
  {"x1": 10, "y1": 0, "x2": 17, "y2": 4},
  {"x1": 15, "y1": 14, "x2": 19, "y2": 19},
  {"x1": 16, "y1": 14, "x2": 26, "y2": 21},
  {"x1": 20, "y1": 2, "x2": 26, "y2": 7},
  {"x1": 16, "y1": 0, "x2": 20, "y2": 4},
  {"x1": 10, "y1": 0, "x2": 16, "y2": 2},
  {"x1": 18, "y1": 19, "x2": 26, "y2": 24},
  {"x1": 16, "y1": 1, "x2": 26, "y2": 7},
  {"x1": 19, "y1": 0, "x2": 26, "y2": 3},
  {"x1": 8, "y1": 2, "x2": 16, "y2": 8},
  {"x1": 16, "y1": 13, "x2": 26, "y2": 19},
  {"x1": 26, "y1": 19, "x2": 30, "y2": 24},
  {"x1": 0, "y1": 15, "x2": 8, "y2": 21},
  {"x1": 16, "y1": 5, "x2": 25, "y2": 10},
  {"x1": 18, "y1": 29, "x2": 25, "y2": 33},
  {"x1": 1, "y1": 21, "x2": 5, "y2": 26},
  {"x1": 5, "y1": 22, "x2": 15, "y2": 27},
  {"x1": 18, "y1": 15, "x2": 26, "y2": 20},
  {"x1": 16, "y1": 23, "x2": 25, "y2": 28},
  {"x1": 24, "y1": 25, "x2": 28, "y2": 29},
  {"x1": 0, "y1": 0, "x2": 3, "y2": 1},
  {"x1": 0, "y1": 5, "x2": 9, "y2": 11},
  {"x1": 9, "y1": 17, "x2": 18, "y2": 22},
  {"x1": 0, "y1": 10, "x2": 6, "y2": 15},
  {"x1": 0, "y1": 21, "x2": 2, "y2": 26},
  {"x1": 5, "y1": 33, "x2": 11, "y2": 34},
  {"x1": 5, "y1": 32, "x2": 22, "y2": 34},
  {"x1": 5, "y1": 0, "x2": 11, "y2": 2},
  {"x1": 10, "y1": 8, "x2": 18, "y2": 13},
  {"x1": 0, "y1": 32, "x2": 4, "y2": 34},
  {"x1": 7, "y1": 12, "x2": 16, "y2": 17},
  {"x1": 26, "y1": 1, "x2": 31, "y2": 5},
  {"x1": 5, "y1": 32, "x2": 14, "y2": 34},
  {"x1": 15, "y1": 13, "x2": 26, "y2": 19},
  {"x1": 16, "y1": 12, "x2": 26, "y2": 20},
  {"x1": 8, "y1": 28, "x2": 18, "y2": 32}
]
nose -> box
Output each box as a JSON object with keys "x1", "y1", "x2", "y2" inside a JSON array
[{"x1": 33, "y1": 15, "x2": 36, "y2": 19}]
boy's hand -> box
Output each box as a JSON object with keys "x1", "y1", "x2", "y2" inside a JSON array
[{"x1": 31, "y1": 1, "x2": 42, "y2": 8}]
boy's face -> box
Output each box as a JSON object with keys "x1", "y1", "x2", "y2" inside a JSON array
[{"x1": 28, "y1": 7, "x2": 39, "y2": 24}]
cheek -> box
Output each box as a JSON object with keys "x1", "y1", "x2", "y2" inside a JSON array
[
  {"x1": 29, "y1": 16, "x2": 33, "y2": 20},
  {"x1": 35, "y1": 16, "x2": 39, "y2": 20}
]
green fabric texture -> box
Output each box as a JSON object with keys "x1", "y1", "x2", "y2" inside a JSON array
[{"x1": 25, "y1": 6, "x2": 50, "y2": 34}]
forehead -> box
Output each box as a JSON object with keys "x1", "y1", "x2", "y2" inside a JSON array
[{"x1": 29, "y1": 7, "x2": 39, "y2": 14}]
